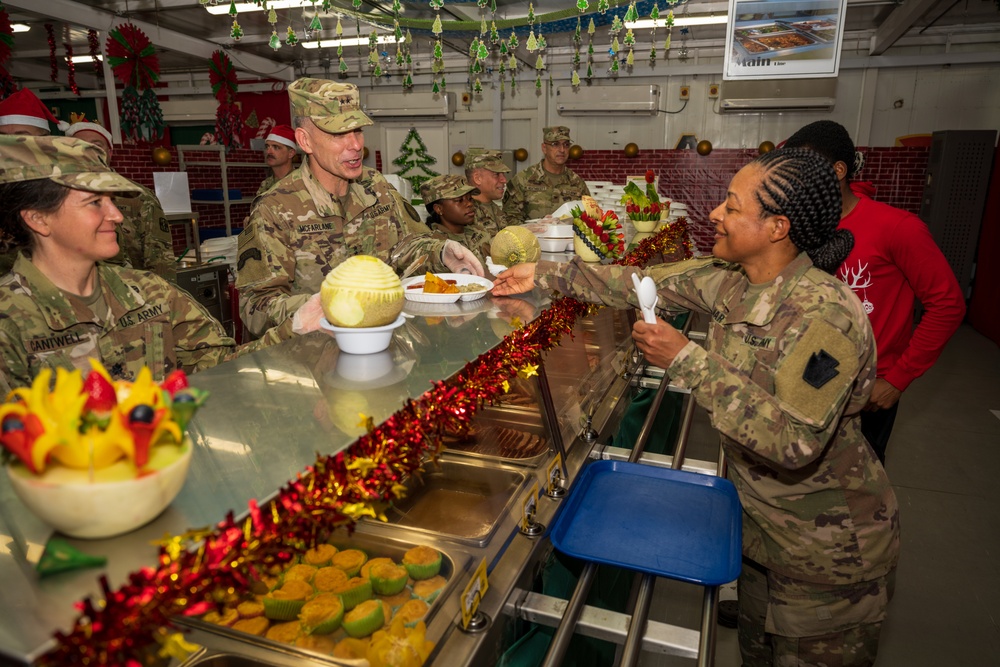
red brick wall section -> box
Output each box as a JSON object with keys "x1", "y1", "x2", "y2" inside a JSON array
[
  {"x1": 110, "y1": 145, "x2": 928, "y2": 256},
  {"x1": 568, "y1": 146, "x2": 930, "y2": 253},
  {"x1": 110, "y1": 145, "x2": 268, "y2": 253}
]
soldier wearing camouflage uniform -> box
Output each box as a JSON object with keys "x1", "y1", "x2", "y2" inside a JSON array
[
  {"x1": 0, "y1": 135, "x2": 294, "y2": 394},
  {"x1": 64, "y1": 121, "x2": 176, "y2": 281},
  {"x1": 502, "y1": 126, "x2": 590, "y2": 221},
  {"x1": 494, "y1": 149, "x2": 899, "y2": 667},
  {"x1": 255, "y1": 125, "x2": 298, "y2": 199},
  {"x1": 235, "y1": 78, "x2": 483, "y2": 338},
  {"x1": 420, "y1": 174, "x2": 492, "y2": 266},
  {"x1": 465, "y1": 148, "x2": 518, "y2": 234}
]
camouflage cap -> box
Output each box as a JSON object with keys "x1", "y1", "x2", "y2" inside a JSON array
[
  {"x1": 543, "y1": 126, "x2": 572, "y2": 143},
  {"x1": 288, "y1": 78, "x2": 373, "y2": 134},
  {"x1": 466, "y1": 148, "x2": 510, "y2": 173},
  {"x1": 0, "y1": 135, "x2": 141, "y2": 193},
  {"x1": 420, "y1": 174, "x2": 479, "y2": 204}
]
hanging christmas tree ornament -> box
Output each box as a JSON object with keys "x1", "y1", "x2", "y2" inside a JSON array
[
  {"x1": 452, "y1": 151, "x2": 465, "y2": 167},
  {"x1": 625, "y1": 1, "x2": 638, "y2": 23},
  {"x1": 268, "y1": 30, "x2": 280, "y2": 50},
  {"x1": 598, "y1": 0, "x2": 610, "y2": 13},
  {"x1": 577, "y1": 0, "x2": 589, "y2": 11},
  {"x1": 569, "y1": 145, "x2": 584, "y2": 160},
  {"x1": 490, "y1": 21, "x2": 499, "y2": 45},
  {"x1": 624, "y1": 142, "x2": 639, "y2": 158},
  {"x1": 309, "y1": 15, "x2": 322, "y2": 33},
  {"x1": 339, "y1": 57, "x2": 348, "y2": 74},
  {"x1": 432, "y1": 15, "x2": 442, "y2": 35},
  {"x1": 526, "y1": 31, "x2": 537, "y2": 52},
  {"x1": 697, "y1": 140, "x2": 713, "y2": 156},
  {"x1": 514, "y1": 148, "x2": 528, "y2": 162},
  {"x1": 152, "y1": 146, "x2": 172, "y2": 166},
  {"x1": 285, "y1": 26, "x2": 298, "y2": 46},
  {"x1": 336, "y1": 16, "x2": 343, "y2": 36},
  {"x1": 231, "y1": 19, "x2": 244, "y2": 40},
  {"x1": 571, "y1": 70, "x2": 580, "y2": 87},
  {"x1": 759, "y1": 141, "x2": 776, "y2": 154}
]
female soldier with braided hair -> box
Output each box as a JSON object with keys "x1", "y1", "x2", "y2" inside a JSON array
[{"x1": 494, "y1": 147, "x2": 899, "y2": 666}]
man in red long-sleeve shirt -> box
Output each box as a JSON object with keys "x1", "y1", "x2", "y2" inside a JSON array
[{"x1": 785, "y1": 121, "x2": 966, "y2": 464}]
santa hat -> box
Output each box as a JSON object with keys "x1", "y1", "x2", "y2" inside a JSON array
[
  {"x1": 265, "y1": 125, "x2": 296, "y2": 149},
  {"x1": 65, "y1": 121, "x2": 114, "y2": 147},
  {"x1": 0, "y1": 89, "x2": 69, "y2": 132}
]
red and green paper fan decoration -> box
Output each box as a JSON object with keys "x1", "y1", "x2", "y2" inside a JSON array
[
  {"x1": 209, "y1": 50, "x2": 241, "y2": 148},
  {"x1": 209, "y1": 50, "x2": 238, "y2": 104},
  {"x1": 105, "y1": 22, "x2": 160, "y2": 90},
  {"x1": 0, "y1": 5, "x2": 15, "y2": 99}
]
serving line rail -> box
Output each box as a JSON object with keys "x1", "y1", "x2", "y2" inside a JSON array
[{"x1": 523, "y1": 316, "x2": 735, "y2": 667}]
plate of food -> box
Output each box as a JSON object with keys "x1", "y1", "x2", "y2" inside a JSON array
[{"x1": 402, "y1": 273, "x2": 494, "y2": 303}]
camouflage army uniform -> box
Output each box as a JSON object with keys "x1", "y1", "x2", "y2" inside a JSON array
[
  {"x1": 255, "y1": 173, "x2": 276, "y2": 198},
  {"x1": 0, "y1": 253, "x2": 290, "y2": 394},
  {"x1": 472, "y1": 198, "x2": 516, "y2": 236},
  {"x1": 536, "y1": 253, "x2": 899, "y2": 664},
  {"x1": 428, "y1": 221, "x2": 492, "y2": 267},
  {"x1": 110, "y1": 182, "x2": 177, "y2": 282},
  {"x1": 236, "y1": 159, "x2": 447, "y2": 337},
  {"x1": 502, "y1": 160, "x2": 590, "y2": 221}
]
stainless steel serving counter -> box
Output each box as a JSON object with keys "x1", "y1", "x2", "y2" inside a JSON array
[{"x1": 0, "y1": 287, "x2": 638, "y2": 666}]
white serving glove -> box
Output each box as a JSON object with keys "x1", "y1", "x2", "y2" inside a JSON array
[
  {"x1": 441, "y1": 240, "x2": 485, "y2": 277},
  {"x1": 292, "y1": 293, "x2": 324, "y2": 334}
]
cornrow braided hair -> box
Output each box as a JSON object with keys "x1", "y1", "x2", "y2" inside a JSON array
[
  {"x1": 783, "y1": 120, "x2": 859, "y2": 179},
  {"x1": 753, "y1": 147, "x2": 854, "y2": 274}
]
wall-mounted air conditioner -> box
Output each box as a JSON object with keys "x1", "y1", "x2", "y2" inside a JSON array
[
  {"x1": 556, "y1": 85, "x2": 659, "y2": 115},
  {"x1": 720, "y1": 79, "x2": 837, "y2": 112},
  {"x1": 159, "y1": 98, "x2": 218, "y2": 124},
  {"x1": 364, "y1": 91, "x2": 455, "y2": 119}
]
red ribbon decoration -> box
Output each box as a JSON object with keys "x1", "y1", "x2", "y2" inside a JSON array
[{"x1": 64, "y1": 42, "x2": 78, "y2": 96}]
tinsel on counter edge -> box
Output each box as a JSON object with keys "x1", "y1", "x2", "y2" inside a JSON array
[{"x1": 40, "y1": 220, "x2": 691, "y2": 666}]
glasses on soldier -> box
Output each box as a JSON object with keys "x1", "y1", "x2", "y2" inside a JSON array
[{"x1": 544, "y1": 141, "x2": 571, "y2": 149}]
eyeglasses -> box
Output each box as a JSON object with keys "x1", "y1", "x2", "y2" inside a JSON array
[{"x1": 545, "y1": 141, "x2": 571, "y2": 149}]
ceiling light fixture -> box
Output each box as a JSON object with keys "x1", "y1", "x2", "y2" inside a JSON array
[
  {"x1": 627, "y1": 15, "x2": 729, "y2": 29},
  {"x1": 205, "y1": 1, "x2": 313, "y2": 15},
  {"x1": 301, "y1": 35, "x2": 397, "y2": 49},
  {"x1": 12, "y1": 23, "x2": 31, "y2": 33},
  {"x1": 69, "y1": 54, "x2": 103, "y2": 63}
]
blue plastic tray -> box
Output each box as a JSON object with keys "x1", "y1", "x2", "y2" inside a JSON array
[{"x1": 549, "y1": 460, "x2": 742, "y2": 586}]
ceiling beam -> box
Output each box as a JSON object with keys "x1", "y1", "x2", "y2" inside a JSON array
[
  {"x1": 869, "y1": 0, "x2": 941, "y2": 55},
  {"x1": 8, "y1": 60, "x2": 99, "y2": 90},
  {"x1": 2, "y1": 0, "x2": 295, "y2": 81}
]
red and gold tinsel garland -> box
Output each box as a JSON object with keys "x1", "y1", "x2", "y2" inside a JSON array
[
  {"x1": 45, "y1": 23, "x2": 56, "y2": 82},
  {"x1": 64, "y1": 42, "x2": 78, "y2": 96},
  {"x1": 87, "y1": 29, "x2": 102, "y2": 78},
  {"x1": 40, "y1": 223, "x2": 691, "y2": 665}
]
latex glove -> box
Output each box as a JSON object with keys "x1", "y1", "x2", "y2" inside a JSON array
[
  {"x1": 441, "y1": 240, "x2": 485, "y2": 277},
  {"x1": 292, "y1": 293, "x2": 324, "y2": 334}
]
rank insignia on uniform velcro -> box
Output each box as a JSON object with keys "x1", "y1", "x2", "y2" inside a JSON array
[{"x1": 802, "y1": 349, "x2": 840, "y2": 388}]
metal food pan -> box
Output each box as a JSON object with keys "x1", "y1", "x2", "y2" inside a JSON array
[
  {"x1": 374, "y1": 458, "x2": 529, "y2": 547},
  {"x1": 441, "y1": 405, "x2": 552, "y2": 467},
  {"x1": 733, "y1": 22, "x2": 792, "y2": 38},
  {"x1": 732, "y1": 30, "x2": 829, "y2": 60},
  {"x1": 176, "y1": 532, "x2": 467, "y2": 666}
]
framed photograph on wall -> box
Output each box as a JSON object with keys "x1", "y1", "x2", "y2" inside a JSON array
[{"x1": 723, "y1": 0, "x2": 848, "y2": 80}]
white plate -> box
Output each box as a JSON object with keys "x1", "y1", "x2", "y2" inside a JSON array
[{"x1": 401, "y1": 273, "x2": 494, "y2": 303}]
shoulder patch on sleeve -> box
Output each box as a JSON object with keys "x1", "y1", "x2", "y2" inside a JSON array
[{"x1": 775, "y1": 319, "x2": 859, "y2": 427}]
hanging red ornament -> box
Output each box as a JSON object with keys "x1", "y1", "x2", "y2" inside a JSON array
[
  {"x1": 105, "y1": 23, "x2": 160, "y2": 90},
  {"x1": 0, "y1": 8, "x2": 14, "y2": 67},
  {"x1": 64, "y1": 42, "x2": 79, "y2": 96},
  {"x1": 45, "y1": 23, "x2": 57, "y2": 83},
  {"x1": 87, "y1": 29, "x2": 102, "y2": 78}
]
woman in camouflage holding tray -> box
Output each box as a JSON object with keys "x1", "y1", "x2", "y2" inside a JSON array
[{"x1": 494, "y1": 148, "x2": 898, "y2": 667}]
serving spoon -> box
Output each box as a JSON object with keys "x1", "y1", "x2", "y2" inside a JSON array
[{"x1": 631, "y1": 273, "x2": 659, "y2": 324}]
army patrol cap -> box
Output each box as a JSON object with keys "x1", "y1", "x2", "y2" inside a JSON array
[
  {"x1": 543, "y1": 126, "x2": 572, "y2": 143},
  {"x1": 288, "y1": 78, "x2": 373, "y2": 134},
  {"x1": 466, "y1": 148, "x2": 510, "y2": 173},
  {"x1": 420, "y1": 174, "x2": 480, "y2": 204},
  {"x1": 0, "y1": 135, "x2": 141, "y2": 193}
]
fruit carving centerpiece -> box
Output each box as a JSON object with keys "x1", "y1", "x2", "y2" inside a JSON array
[
  {"x1": 0, "y1": 361, "x2": 206, "y2": 538},
  {"x1": 572, "y1": 195, "x2": 625, "y2": 262},
  {"x1": 621, "y1": 170, "x2": 665, "y2": 232},
  {"x1": 321, "y1": 255, "x2": 404, "y2": 328}
]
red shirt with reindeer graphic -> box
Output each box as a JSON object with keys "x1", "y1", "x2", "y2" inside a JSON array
[{"x1": 836, "y1": 184, "x2": 966, "y2": 393}]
